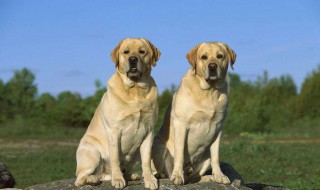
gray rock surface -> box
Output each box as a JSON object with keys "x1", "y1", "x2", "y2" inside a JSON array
[
  {"x1": 25, "y1": 178, "x2": 288, "y2": 190},
  {"x1": 24, "y1": 162, "x2": 288, "y2": 190},
  {"x1": 25, "y1": 178, "x2": 251, "y2": 190}
]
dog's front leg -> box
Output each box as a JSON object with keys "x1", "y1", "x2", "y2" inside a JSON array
[
  {"x1": 140, "y1": 132, "x2": 158, "y2": 190},
  {"x1": 210, "y1": 128, "x2": 230, "y2": 184},
  {"x1": 107, "y1": 130, "x2": 126, "y2": 189},
  {"x1": 170, "y1": 119, "x2": 187, "y2": 185}
]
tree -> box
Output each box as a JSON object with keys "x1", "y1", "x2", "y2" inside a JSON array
[
  {"x1": 155, "y1": 85, "x2": 176, "y2": 132},
  {"x1": 32, "y1": 93, "x2": 57, "y2": 124},
  {"x1": 82, "y1": 80, "x2": 106, "y2": 125},
  {"x1": 0, "y1": 79, "x2": 6, "y2": 123},
  {"x1": 3, "y1": 68, "x2": 37, "y2": 119},
  {"x1": 294, "y1": 65, "x2": 320, "y2": 119},
  {"x1": 55, "y1": 91, "x2": 86, "y2": 127},
  {"x1": 225, "y1": 72, "x2": 298, "y2": 134}
]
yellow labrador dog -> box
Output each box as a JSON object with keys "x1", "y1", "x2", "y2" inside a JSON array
[
  {"x1": 152, "y1": 42, "x2": 236, "y2": 185},
  {"x1": 75, "y1": 38, "x2": 160, "y2": 189}
]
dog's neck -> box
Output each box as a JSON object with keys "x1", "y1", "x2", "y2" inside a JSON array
[
  {"x1": 190, "y1": 69, "x2": 226, "y2": 90},
  {"x1": 116, "y1": 69, "x2": 149, "y2": 89}
]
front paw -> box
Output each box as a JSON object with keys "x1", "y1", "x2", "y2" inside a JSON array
[
  {"x1": 86, "y1": 175, "x2": 101, "y2": 185},
  {"x1": 112, "y1": 174, "x2": 126, "y2": 189},
  {"x1": 144, "y1": 175, "x2": 158, "y2": 190},
  {"x1": 213, "y1": 173, "x2": 230, "y2": 184},
  {"x1": 170, "y1": 170, "x2": 184, "y2": 185}
]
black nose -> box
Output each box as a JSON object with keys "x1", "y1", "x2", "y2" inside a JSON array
[
  {"x1": 208, "y1": 63, "x2": 217, "y2": 70},
  {"x1": 129, "y1": 56, "x2": 138, "y2": 65}
]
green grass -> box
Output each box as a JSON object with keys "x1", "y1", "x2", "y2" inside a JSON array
[
  {"x1": 0, "y1": 145, "x2": 77, "y2": 188},
  {"x1": 1, "y1": 122, "x2": 320, "y2": 189},
  {"x1": 220, "y1": 142, "x2": 320, "y2": 189}
]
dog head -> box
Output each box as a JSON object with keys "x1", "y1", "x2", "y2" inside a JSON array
[
  {"x1": 186, "y1": 42, "x2": 236, "y2": 89},
  {"x1": 111, "y1": 38, "x2": 160, "y2": 82}
]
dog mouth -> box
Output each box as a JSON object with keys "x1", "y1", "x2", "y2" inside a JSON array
[
  {"x1": 206, "y1": 63, "x2": 220, "y2": 82},
  {"x1": 126, "y1": 56, "x2": 143, "y2": 81},
  {"x1": 127, "y1": 67, "x2": 142, "y2": 81},
  {"x1": 129, "y1": 67, "x2": 138, "y2": 73}
]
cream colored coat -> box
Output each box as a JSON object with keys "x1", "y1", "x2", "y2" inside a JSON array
[
  {"x1": 152, "y1": 42, "x2": 237, "y2": 185},
  {"x1": 75, "y1": 38, "x2": 160, "y2": 190}
]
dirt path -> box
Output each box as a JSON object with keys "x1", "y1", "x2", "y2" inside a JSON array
[
  {"x1": 0, "y1": 138, "x2": 78, "y2": 149},
  {"x1": 1, "y1": 137, "x2": 320, "y2": 149}
]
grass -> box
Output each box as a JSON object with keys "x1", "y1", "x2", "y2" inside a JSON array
[
  {"x1": 220, "y1": 141, "x2": 320, "y2": 189},
  {"x1": 1, "y1": 121, "x2": 320, "y2": 189}
]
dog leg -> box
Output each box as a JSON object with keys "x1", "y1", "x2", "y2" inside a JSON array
[
  {"x1": 107, "y1": 130, "x2": 126, "y2": 189},
  {"x1": 140, "y1": 132, "x2": 158, "y2": 190},
  {"x1": 75, "y1": 142, "x2": 101, "y2": 187},
  {"x1": 210, "y1": 129, "x2": 230, "y2": 184},
  {"x1": 123, "y1": 152, "x2": 141, "y2": 181},
  {"x1": 151, "y1": 135, "x2": 168, "y2": 177},
  {"x1": 123, "y1": 173, "x2": 141, "y2": 181},
  {"x1": 170, "y1": 120, "x2": 187, "y2": 185},
  {"x1": 194, "y1": 158, "x2": 213, "y2": 183}
]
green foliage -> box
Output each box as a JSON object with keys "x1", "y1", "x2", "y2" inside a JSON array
[
  {"x1": 0, "y1": 79, "x2": 6, "y2": 123},
  {"x1": 0, "y1": 69, "x2": 105, "y2": 128},
  {"x1": 1, "y1": 68, "x2": 37, "y2": 120},
  {"x1": 293, "y1": 65, "x2": 320, "y2": 119},
  {"x1": 81, "y1": 80, "x2": 106, "y2": 124},
  {"x1": 225, "y1": 72, "x2": 299, "y2": 134},
  {"x1": 156, "y1": 85, "x2": 176, "y2": 132},
  {"x1": 0, "y1": 65, "x2": 319, "y2": 134}
]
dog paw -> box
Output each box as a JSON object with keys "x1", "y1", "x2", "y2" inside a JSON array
[
  {"x1": 213, "y1": 174, "x2": 230, "y2": 184},
  {"x1": 199, "y1": 175, "x2": 214, "y2": 183},
  {"x1": 86, "y1": 175, "x2": 101, "y2": 185},
  {"x1": 131, "y1": 173, "x2": 141, "y2": 181},
  {"x1": 112, "y1": 174, "x2": 126, "y2": 189},
  {"x1": 170, "y1": 170, "x2": 184, "y2": 185},
  {"x1": 154, "y1": 173, "x2": 166, "y2": 179},
  {"x1": 144, "y1": 175, "x2": 158, "y2": 190}
]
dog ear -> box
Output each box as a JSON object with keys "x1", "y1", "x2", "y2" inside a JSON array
[
  {"x1": 142, "y1": 39, "x2": 161, "y2": 67},
  {"x1": 186, "y1": 44, "x2": 200, "y2": 69},
  {"x1": 110, "y1": 40, "x2": 124, "y2": 67},
  {"x1": 221, "y1": 43, "x2": 237, "y2": 70}
]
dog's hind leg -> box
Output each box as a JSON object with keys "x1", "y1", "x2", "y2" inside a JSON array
[
  {"x1": 122, "y1": 151, "x2": 141, "y2": 181},
  {"x1": 151, "y1": 135, "x2": 169, "y2": 178},
  {"x1": 75, "y1": 140, "x2": 102, "y2": 187}
]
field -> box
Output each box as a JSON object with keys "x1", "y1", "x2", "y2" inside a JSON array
[{"x1": 1, "y1": 122, "x2": 320, "y2": 189}]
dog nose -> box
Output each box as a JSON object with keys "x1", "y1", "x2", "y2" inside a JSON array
[
  {"x1": 208, "y1": 63, "x2": 217, "y2": 70},
  {"x1": 129, "y1": 56, "x2": 138, "y2": 65}
]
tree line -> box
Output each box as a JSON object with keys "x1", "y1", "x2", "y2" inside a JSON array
[{"x1": 0, "y1": 66, "x2": 319, "y2": 134}]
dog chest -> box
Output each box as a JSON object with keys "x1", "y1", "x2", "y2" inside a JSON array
[
  {"x1": 120, "y1": 109, "x2": 155, "y2": 155},
  {"x1": 181, "y1": 97, "x2": 227, "y2": 158}
]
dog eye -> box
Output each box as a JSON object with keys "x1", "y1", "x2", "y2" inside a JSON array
[
  {"x1": 201, "y1": 55, "x2": 208, "y2": 60},
  {"x1": 139, "y1": 50, "x2": 145, "y2": 54},
  {"x1": 123, "y1": 50, "x2": 129, "y2": 54},
  {"x1": 217, "y1": 54, "x2": 224, "y2": 59}
]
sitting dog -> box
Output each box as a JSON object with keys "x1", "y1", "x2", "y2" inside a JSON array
[
  {"x1": 152, "y1": 42, "x2": 236, "y2": 185},
  {"x1": 75, "y1": 38, "x2": 160, "y2": 189}
]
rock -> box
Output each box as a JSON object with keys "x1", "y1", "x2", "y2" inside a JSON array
[
  {"x1": 25, "y1": 178, "x2": 252, "y2": 190},
  {"x1": 25, "y1": 162, "x2": 288, "y2": 190},
  {"x1": 0, "y1": 162, "x2": 16, "y2": 188}
]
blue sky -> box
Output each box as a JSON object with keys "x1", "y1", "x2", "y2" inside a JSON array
[{"x1": 1, "y1": 0, "x2": 319, "y2": 96}]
